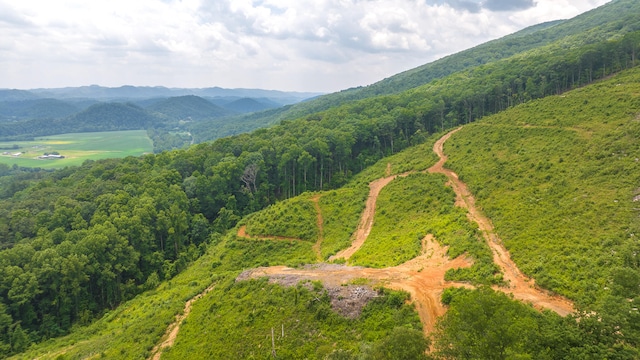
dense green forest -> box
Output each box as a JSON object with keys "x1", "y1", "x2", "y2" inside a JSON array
[{"x1": 1, "y1": 0, "x2": 640, "y2": 358}]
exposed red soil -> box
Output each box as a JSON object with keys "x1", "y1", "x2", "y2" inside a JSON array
[{"x1": 239, "y1": 235, "x2": 473, "y2": 335}]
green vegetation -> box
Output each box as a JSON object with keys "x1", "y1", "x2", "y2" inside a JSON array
[
  {"x1": 12, "y1": 242, "x2": 221, "y2": 360},
  {"x1": 194, "y1": 0, "x2": 640, "y2": 139},
  {"x1": 318, "y1": 185, "x2": 368, "y2": 259},
  {"x1": 146, "y1": 95, "x2": 233, "y2": 121},
  {"x1": 432, "y1": 287, "x2": 640, "y2": 359},
  {"x1": 224, "y1": 235, "x2": 317, "y2": 269},
  {"x1": 163, "y1": 279, "x2": 424, "y2": 360},
  {"x1": 445, "y1": 67, "x2": 640, "y2": 302},
  {"x1": 0, "y1": 130, "x2": 153, "y2": 169},
  {"x1": 244, "y1": 194, "x2": 319, "y2": 242},
  {"x1": 349, "y1": 173, "x2": 499, "y2": 284},
  {"x1": 1, "y1": 1, "x2": 640, "y2": 358}
]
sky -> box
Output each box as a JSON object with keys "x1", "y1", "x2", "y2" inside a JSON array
[{"x1": 0, "y1": 0, "x2": 611, "y2": 93}]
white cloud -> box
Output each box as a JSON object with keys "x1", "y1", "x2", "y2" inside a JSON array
[{"x1": 0, "y1": 0, "x2": 612, "y2": 92}]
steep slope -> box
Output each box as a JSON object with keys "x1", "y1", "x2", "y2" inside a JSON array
[
  {"x1": 8, "y1": 55, "x2": 640, "y2": 360},
  {"x1": 2, "y1": 3, "x2": 640, "y2": 358},
  {"x1": 444, "y1": 67, "x2": 640, "y2": 302}
]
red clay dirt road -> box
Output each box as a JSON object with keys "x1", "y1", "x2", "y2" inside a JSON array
[{"x1": 428, "y1": 128, "x2": 574, "y2": 316}]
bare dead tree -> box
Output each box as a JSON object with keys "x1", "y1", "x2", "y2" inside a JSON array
[{"x1": 241, "y1": 163, "x2": 259, "y2": 193}]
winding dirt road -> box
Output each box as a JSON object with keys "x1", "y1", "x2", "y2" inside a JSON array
[
  {"x1": 428, "y1": 128, "x2": 574, "y2": 316},
  {"x1": 238, "y1": 127, "x2": 574, "y2": 337},
  {"x1": 329, "y1": 174, "x2": 400, "y2": 261}
]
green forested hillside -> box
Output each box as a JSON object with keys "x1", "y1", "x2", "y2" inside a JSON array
[
  {"x1": 1, "y1": 1, "x2": 640, "y2": 358},
  {"x1": 0, "y1": 103, "x2": 159, "y2": 140},
  {"x1": 192, "y1": 0, "x2": 640, "y2": 139},
  {"x1": 146, "y1": 95, "x2": 233, "y2": 121},
  {"x1": 0, "y1": 99, "x2": 79, "y2": 121}
]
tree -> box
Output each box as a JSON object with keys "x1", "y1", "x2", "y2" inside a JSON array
[
  {"x1": 240, "y1": 163, "x2": 259, "y2": 193},
  {"x1": 432, "y1": 288, "x2": 539, "y2": 360},
  {"x1": 367, "y1": 327, "x2": 429, "y2": 360}
]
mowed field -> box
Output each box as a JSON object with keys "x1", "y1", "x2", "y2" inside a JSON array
[{"x1": 0, "y1": 130, "x2": 153, "y2": 169}]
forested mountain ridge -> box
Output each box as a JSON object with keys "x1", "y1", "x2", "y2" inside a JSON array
[
  {"x1": 0, "y1": 103, "x2": 158, "y2": 140},
  {"x1": 0, "y1": 99, "x2": 80, "y2": 122},
  {"x1": 0, "y1": 1, "x2": 639, "y2": 358},
  {"x1": 26, "y1": 85, "x2": 321, "y2": 103},
  {"x1": 206, "y1": 0, "x2": 640, "y2": 133}
]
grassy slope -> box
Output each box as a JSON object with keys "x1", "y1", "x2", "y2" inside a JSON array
[
  {"x1": 163, "y1": 279, "x2": 421, "y2": 359},
  {"x1": 318, "y1": 185, "x2": 368, "y2": 259},
  {"x1": 349, "y1": 173, "x2": 500, "y2": 284},
  {"x1": 445, "y1": 67, "x2": 640, "y2": 302},
  {"x1": 244, "y1": 193, "x2": 319, "y2": 242}
]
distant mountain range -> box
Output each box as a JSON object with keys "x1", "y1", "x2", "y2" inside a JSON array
[
  {"x1": 0, "y1": 86, "x2": 323, "y2": 147},
  {"x1": 0, "y1": 85, "x2": 321, "y2": 121},
  {"x1": 2, "y1": 85, "x2": 322, "y2": 103}
]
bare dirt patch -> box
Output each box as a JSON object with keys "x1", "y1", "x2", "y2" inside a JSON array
[{"x1": 239, "y1": 236, "x2": 473, "y2": 334}]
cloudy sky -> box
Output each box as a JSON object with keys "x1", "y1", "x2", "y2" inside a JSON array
[{"x1": 0, "y1": 0, "x2": 610, "y2": 93}]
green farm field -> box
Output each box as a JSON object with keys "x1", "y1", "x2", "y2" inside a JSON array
[{"x1": 0, "y1": 130, "x2": 153, "y2": 169}]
